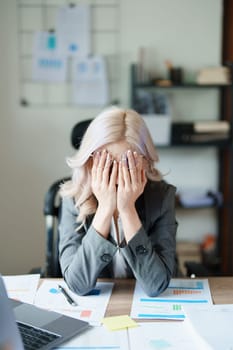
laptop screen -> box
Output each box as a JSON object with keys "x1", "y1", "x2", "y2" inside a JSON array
[{"x1": 0, "y1": 275, "x2": 24, "y2": 350}]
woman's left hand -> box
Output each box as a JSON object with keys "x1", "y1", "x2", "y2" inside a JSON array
[{"x1": 117, "y1": 150, "x2": 147, "y2": 214}]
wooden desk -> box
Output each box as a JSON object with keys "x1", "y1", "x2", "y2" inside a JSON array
[
  {"x1": 208, "y1": 277, "x2": 233, "y2": 304},
  {"x1": 102, "y1": 277, "x2": 233, "y2": 317}
]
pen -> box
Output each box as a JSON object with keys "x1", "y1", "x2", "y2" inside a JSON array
[{"x1": 58, "y1": 284, "x2": 78, "y2": 306}]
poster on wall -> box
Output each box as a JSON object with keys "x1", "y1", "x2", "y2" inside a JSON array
[
  {"x1": 32, "y1": 31, "x2": 67, "y2": 82},
  {"x1": 72, "y1": 55, "x2": 109, "y2": 106},
  {"x1": 56, "y1": 4, "x2": 91, "y2": 57}
]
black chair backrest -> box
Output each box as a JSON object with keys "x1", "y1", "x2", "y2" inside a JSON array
[{"x1": 71, "y1": 119, "x2": 92, "y2": 149}]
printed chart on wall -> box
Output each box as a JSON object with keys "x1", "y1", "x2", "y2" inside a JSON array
[
  {"x1": 34, "y1": 280, "x2": 113, "y2": 326},
  {"x1": 130, "y1": 279, "x2": 213, "y2": 320},
  {"x1": 17, "y1": 1, "x2": 120, "y2": 107}
]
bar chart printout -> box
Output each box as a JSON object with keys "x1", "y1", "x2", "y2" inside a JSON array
[
  {"x1": 130, "y1": 278, "x2": 213, "y2": 320},
  {"x1": 34, "y1": 280, "x2": 114, "y2": 326}
]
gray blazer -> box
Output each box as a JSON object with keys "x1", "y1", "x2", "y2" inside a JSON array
[{"x1": 59, "y1": 180, "x2": 178, "y2": 297}]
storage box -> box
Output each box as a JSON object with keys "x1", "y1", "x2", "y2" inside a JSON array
[{"x1": 142, "y1": 114, "x2": 171, "y2": 145}]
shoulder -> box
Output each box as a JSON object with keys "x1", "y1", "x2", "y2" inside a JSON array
[
  {"x1": 145, "y1": 180, "x2": 176, "y2": 199},
  {"x1": 135, "y1": 180, "x2": 176, "y2": 226},
  {"x1": 144, "y1": 180, "x2": 176, "y2": 215},
  {"x1": 61, "y1": 196, "x2": 78, "y2": 216}
]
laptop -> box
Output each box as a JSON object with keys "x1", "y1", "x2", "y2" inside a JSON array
[{"x1": 0, "y1": 275, "x2": 90, "y2": 350}]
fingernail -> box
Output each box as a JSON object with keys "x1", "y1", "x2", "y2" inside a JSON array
[
  {"x1": 107, "y1": 153, "x2": 112, "y2": 162},
  {"x1": 121, "y1": 153, "x2": 127, "y2": 162}
]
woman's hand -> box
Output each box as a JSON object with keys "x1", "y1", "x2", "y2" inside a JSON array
[
  {"x1": 91, "y1": 151, "x2": 117, "y2": 236},
  {"x1": 117, "y1": 150, "x2": 147, "y2": 214},
  {"x1": 116, "y1": 150, "x2": 147, "y2": 243}
]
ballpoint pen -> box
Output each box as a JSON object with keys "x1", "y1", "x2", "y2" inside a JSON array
[{"x1": 58, "y1": 284, "x2": 78, "y2": 306}]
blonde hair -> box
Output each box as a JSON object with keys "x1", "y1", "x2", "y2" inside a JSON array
[{"x1": 60, "y1": 106, "x2": 162, "y2": 228}]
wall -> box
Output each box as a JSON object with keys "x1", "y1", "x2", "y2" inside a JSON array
[{"x1": 0, "y1": 0, "x2": 223, "y2": 274}]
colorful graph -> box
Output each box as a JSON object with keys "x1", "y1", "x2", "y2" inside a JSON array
[
  {"x1": 48, "y1": 287, "x2": 93, "y2": 319},
  {"x1": 168, "y1": 280, "x2": 204, "y2": 290},
  {"x1": 131, "y1": 279, "x2": 213, "y2": 320},
  {"x1": 172, "y1": 289, "x2": 202, "y2": 295}
]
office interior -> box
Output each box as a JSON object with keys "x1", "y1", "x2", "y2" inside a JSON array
[{"x1": 0, "y1": 0, "x2": 232, "y2": 278}]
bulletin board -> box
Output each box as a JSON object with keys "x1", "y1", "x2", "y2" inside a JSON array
[{"x1": 17, "y1": 0, "x2": 121, "y2": 107}]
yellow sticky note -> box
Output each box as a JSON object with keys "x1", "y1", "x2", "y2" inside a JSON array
[{"x1": 102, "y1": 315, "x2": 138, "y2": 331}]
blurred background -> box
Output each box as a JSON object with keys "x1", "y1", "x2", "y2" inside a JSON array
[{"x1": 0, "y1": 0, "x2": 232, "y2": 277}]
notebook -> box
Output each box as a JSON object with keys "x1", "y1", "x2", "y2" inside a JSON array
[{"x1": 0, "y1": 275, "x2": 90, "y2": 350}]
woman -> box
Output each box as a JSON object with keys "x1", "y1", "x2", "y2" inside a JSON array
[{"x1": 59, "y1": 106, "x2": 178, "y2": 297}]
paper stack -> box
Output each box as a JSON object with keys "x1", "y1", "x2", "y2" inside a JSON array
[
  {"x1": 171, "y1": 120, "x2": 230, "y2": 144},
  {"x1": 197, "y1": 66, "x2": 231, "y2": 85}
]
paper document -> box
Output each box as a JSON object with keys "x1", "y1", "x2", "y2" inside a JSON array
[
  {"x1": 32, "y1": 31, "x2": 67, "y2": 82},
  {"x1": 128, "y1": 322, "x2": 212, "y2": 350},
  {"x1": 33, "y1": 31, "x2": 60, "y2": 54},
  {"x1": 72, "y1": 55, "x2": 109, "y2": 106},
  {"x1": 184, "y1": 304, "x2": 233, "y2": 350},
  {"x1": 130, "y1": 279, "x2": 213, "y2": 320},
  {"x1": 32, "y1": 54, "x2": 67, "y2": 82},
  {"x1": 3, "y1": 274, "x2": 40, "y2": 304},
  {"x1": 56, "y1": 4, "x2": 91, "y2": 57},
  {"x1": 34, "y1": 280, "x2": 113, "y2": 326},
  {"x1": 57, "y1": 325, "x2": 129, "y2": 350}
]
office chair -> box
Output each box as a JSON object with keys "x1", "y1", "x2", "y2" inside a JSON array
[{"x1": 43, "y1": 119, "x2": 92, "y2": 277}]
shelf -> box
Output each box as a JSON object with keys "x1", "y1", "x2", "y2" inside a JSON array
[
  {"x1": 157, "y1": 139, "x2": 232, "y2": 148},
  {"x1": 175, "y1": 195, "x2": 223, "y2": 210},
  {"x1": 176, "y1": 204, "x2": 221, "y2": 210},
  {"x1": 131, "y1": 63, "x2": 233, "y2": 150},
  {"x1": 134, "y1": 82, "x2": 232, "y2": 89},
  {"x1": 131, "y1": 61, "x2": 233, "y2": 275},
  {"x1": 171, "y1": 140, "x2": 232, "y2": 147},
  {"x1": 131, "y1": 63, "x2": 232, "y2": 89}
]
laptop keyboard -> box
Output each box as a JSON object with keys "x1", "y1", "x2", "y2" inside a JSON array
[{"x1": 17, "y1": 322, "x2": 60, "y2": 350}]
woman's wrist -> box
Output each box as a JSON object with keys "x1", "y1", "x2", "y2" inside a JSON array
[
  {"x1": 119, "y1": 207, "x2": 142, "y2": 243},
  {"x1": 92, "y1": 206, "x2": 113, "y2": 238}
]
